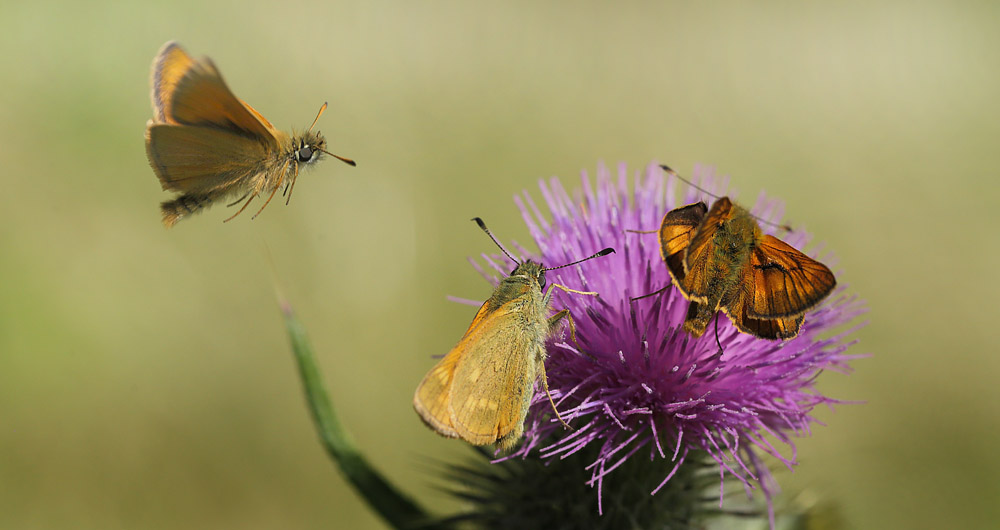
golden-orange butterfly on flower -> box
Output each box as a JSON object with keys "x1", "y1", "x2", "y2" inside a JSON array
[
  {"x1": 413, "y1": 218, "x2": 614, "y2": 451},
  {"x1": 145, "y1": 41, "x2": 356, "y2": 227},
  {"x1": 652, "y1": 165, "x2": 836, "y2": 341}
]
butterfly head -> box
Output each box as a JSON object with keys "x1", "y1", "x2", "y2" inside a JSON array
[
  {"x1": 510, "y1": 260, "x2": 546, "y2": 289},
  {"x1": 293, "y1": 131, "x2": 326, "y2": 165}
]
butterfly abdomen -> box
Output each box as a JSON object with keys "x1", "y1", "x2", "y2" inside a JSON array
[{"x1": 161, "y1": 193, "x2": 215, "y2": 227}]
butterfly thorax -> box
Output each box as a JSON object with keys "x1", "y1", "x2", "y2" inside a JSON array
[
  {"x1": 704, "y1": 203, "x2": 763, "y2": 308},
  {"x1": 492, "y1": 260, "x2": 543, "y2": 299},
  {"x1": 488, "y1": 260, "x2": 547, "y2": 327}
]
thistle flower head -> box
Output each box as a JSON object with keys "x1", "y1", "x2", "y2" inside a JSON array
[{"x1": 466, "y1": 162, "x2": 866, "y2": 525}]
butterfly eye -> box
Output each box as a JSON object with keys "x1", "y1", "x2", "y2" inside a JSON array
[{"x1": 296, "y1": 145, "x2": 314, "y2": 163}]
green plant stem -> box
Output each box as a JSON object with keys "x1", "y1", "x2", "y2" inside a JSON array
[{"x1": 281, "y1": 299, "x2": 429, "y2": 528}]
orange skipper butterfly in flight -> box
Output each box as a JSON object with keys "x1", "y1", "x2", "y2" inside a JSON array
[
  {"x1": 413, "y1": 218, "x2": 613, "y2": 451},
  {"x1": 145, "y1": 41, "x2": 356, "y2": 227}
]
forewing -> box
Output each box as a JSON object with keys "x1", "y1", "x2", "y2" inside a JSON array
[
  {"x1": 659, "y1": 202, "x2": 707, "y2": 289},
  {"x1": 150, "y1": 42, "x2": 195, "y2": 123},
  {"x1": 678, "y1": 198, "x2": 733, "y2": 300},
  {"x1": 413, "y1": 296, "x2": 505, "y2": 441},
  {"x1": 745, "y1": 235, "x2": 836, "y2": 318},
  {"x1": 145, "y1": 124, "x2": 265, "y2": 193},
  {"x1": 448, "y1": 302, "x2": 538, "y2": 446},
  {"x1": 155, "y1": 45, "x2": 277, "y2": 141},
  {"x1": 413, "y1": 346, "x2": 463, "y2": 439}
]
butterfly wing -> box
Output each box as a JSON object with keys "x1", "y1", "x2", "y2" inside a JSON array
[
  {"x1": 724, "y1": 301, "x2": 803, "y2": 340},
  {"x1": 745, "y1": 235, "x2": 836, "y2": 318},
  {"x1": 145, "y1": 124, "x2": 268, "y2": 193},
  {"x1": 659, "y1": 201, "x2": 708, "y2": 293},
  {"x1": 413, "y1": 347, "x2": 464, "y2": 440},
  {"x1": 677, "y1": 198, "x2": 734, "y2": 302},
  {"x1": 150, "y1": 42, "x2": 195, "y2": 124},
  {"x1": 446, "y1": 297, "x2": 539, "y2": 446},
  {"x1": 149, "y1": 41, "x2": 278, "y2": 140},
  {"x1": 413, "y1": 297, "x2": 507, "y2": 440}
]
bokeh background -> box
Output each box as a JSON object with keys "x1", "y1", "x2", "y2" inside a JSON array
[{"x1": 2, "y1": 1, "x2": 998, "y2": 528}]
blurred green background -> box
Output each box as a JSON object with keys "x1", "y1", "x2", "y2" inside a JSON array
[{"x1": 2, "y1": 1, "x2": 997, "y2": 528}]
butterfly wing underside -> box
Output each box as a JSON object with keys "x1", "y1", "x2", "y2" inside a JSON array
[
  {"x1": 145, "y1": 42, "x2": 281, "y2": 194},
  {"x1": 413, "y1": 297, "x2": 510, "y2": 440},
  {"x1": 658, "y1": 201, "x2": 708, "y2": 298},
  {"x1": 150, "y1": 42, "x2": 195, "y2": 124},
  {"x1": 412, "y1": 342, "x2": 466, "y2": 439},
  {"x1": 448, "y1": 299, "x2": 537, "y2": 447},
  {"x1": 146, "y1": 126, "x2": 275, "y2": 193},
  {"x1": 414, "y1": 289, "x2": 539, "y2": 448}
]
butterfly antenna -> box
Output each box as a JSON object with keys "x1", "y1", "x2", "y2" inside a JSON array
[
  {"x1": 308, "y1": 102, "x2": 357, "y2": 167},
  {"x1": 308, "y1": 102, "x2": 327, "y2": 132},
  {"x1": 317, "y1": 147, "x2": 357, "y2": 167},
  {"x1": 543, "y1": 248, "x2": 615, "y2": 272},
  {"x1": 660, "y1": 164, "x2": 793, "y2": 232},
  {"x1": 660, "y1": 164, "x2": 720, "y2": 201},
  {"x1": 472, "y1": 217, "x2": 520, "y2": 265}
]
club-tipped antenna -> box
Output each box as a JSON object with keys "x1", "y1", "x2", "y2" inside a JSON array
[
  {"x1": 318, "y1": 147, "x2": 357, "y2": 167},
  {"x1": 308, "y1": 102, "x2": 357, "y2": 167},
  {"x1": 543, "y1": 247, "x2": 615, "y2": 272},
  {"x1": 308, "y1": 102, "x2": 327, "y2": 132},
  {"x1": 660, "y1": 164, "x2": 720, "y2": 200},
  {"x1": 660, "y1": 164, "x2": 792, "y2": 232},
  {"x1": 472, "y1": 217, "x2": 520, "y2": 265}
]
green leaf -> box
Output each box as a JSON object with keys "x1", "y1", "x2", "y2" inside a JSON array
[{"x1": 280, "y1": 298, "x2": 431, "y2": 528}]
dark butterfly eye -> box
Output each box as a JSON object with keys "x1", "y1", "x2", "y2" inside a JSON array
[{"x1": 297, "y1": 146, "x2": 314, "y2": 162}]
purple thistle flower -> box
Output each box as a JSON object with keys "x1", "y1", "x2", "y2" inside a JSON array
[{"x1": 468, "y1": 162, "x2": 867, "y2": 525}]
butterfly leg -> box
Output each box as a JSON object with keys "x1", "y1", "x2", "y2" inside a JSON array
[
  {"x1": 253, "y1": 178, "x2": 285, "y2": 219},
  {"x1": 712, "y1": 311, "x2": 725, "y2": 356},
  {"x1": 547, "y1": 283, "x2": 598, "y2": 297},
  {"x1": 251, "y1": 159, "x2": 292, "y2": 219},
  {"x1": 223, "y1": 192, "x2": 257, "y2": 223},
  {"x1": 543, "y1": 308, "x2": 594, "y2": 430},
  {"x1": 538, "y1": 361, "x2": 571, "y2": 431},
  {"x1": 547, "y1": 309, "x2": 576, "y2": 343},
  {"x1": 538, "y1": 315, "x2": 574, "y2": 433},
  {"x1": 225, "y1": 192, "x2": 251, "y2": 208},
  {"x1": 284, "y1": 161, "x2": 300, "y2": 205},
  {"x1": 545, "y1": 284, "x2": 600, "y2": 359}
]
